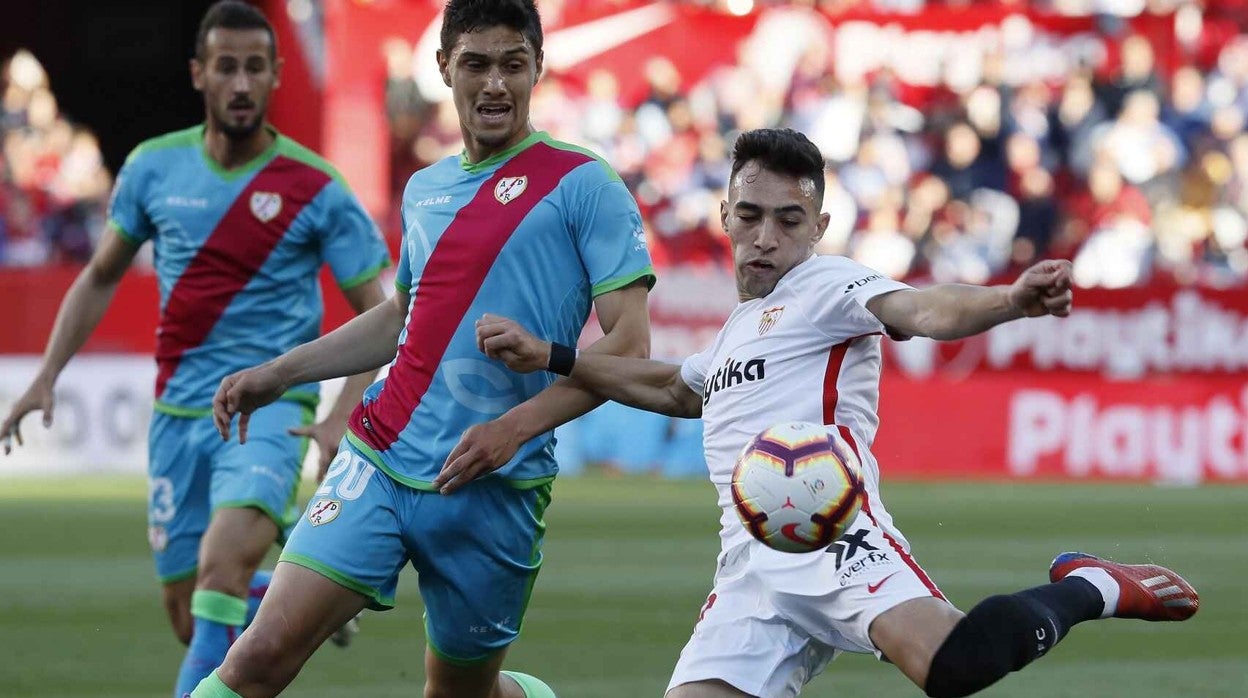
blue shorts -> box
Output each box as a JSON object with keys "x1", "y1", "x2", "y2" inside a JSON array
[
  {"x1": 147, "y1": 400, "x2": 312, "y2": 583},
  {"x1": 280, "y1": 439, "x2": 553, "y2": 664}
]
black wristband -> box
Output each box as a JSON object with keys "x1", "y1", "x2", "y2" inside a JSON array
[{"x1": 547, "y1": 342, "x2": 577, "y2": 376}]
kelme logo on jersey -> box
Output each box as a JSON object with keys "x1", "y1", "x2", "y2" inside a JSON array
[
  {"x1": 307, "y1": 498, "x2": 341, "y2": 526},
  {"x1": 703, "y1": 356, "x2": 766, "y2": 406},
  {"x1": 494, "y1": 176, "x2": 528, "y2": 204},
  {"x1": 758, "y1": 305, "x2": 784, "y2": 335},
  {"x1": 250, "y1": 191, "x2": 283, "y2": 222}
]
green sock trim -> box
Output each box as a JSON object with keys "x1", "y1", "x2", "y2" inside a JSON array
[
  {"x1": 502, "y1": 671, "x2": 556, "y2": 698},
  {"x1": 190, "y1": 589, "x2": 247, "y2": 626},
  {"x1": 191, "y1": 670, "x2": 244, "y2": 697}
]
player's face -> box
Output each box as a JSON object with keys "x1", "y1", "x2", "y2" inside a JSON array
[
  {"x1": 722, "y1": 162, "x2": 829, "y2": 301},
  {"x1": 192, "y1": 28, "x2": 281, "y2": 140},
  {"x1": 437, "y1": 26, "x2": 542, "y2": 160}
]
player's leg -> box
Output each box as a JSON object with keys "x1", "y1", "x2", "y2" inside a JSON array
[
  {"x1": 194, "y1": 562, "x2": 369, "y2": 697},
  {"x1": 191, "y1": 444, "x2": 407, "y2": 697},
  {"x1": 147, "y1": 411, "x2": 211, "y2": 646},
  {"x1": 872, "y1": 553, "x2": 1198, "y2": 698},
  {"x1": 666, "y1": 542, "x2": 831, "y2": 698},
  {"x1": 413, "y1": 479, "x2": 557, "y2": 698},
  {"x1": 173, "y1": 403, "x2": 307, "y2": 696}
]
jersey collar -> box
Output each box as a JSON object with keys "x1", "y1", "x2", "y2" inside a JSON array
[
  {"x1": 199, "y1": 124, "x2": 282, "y2": 180},
  {"x1": 459, "y1": 131, "x2": 547, "y2": 174}
]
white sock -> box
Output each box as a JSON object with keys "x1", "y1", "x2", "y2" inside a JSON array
[{"x1": 1065, "y1": 567, "x2": 1121, "y2": 618}]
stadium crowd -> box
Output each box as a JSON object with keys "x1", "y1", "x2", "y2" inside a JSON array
[
  {"x1": 0, "y1": 50, "x2": 111, "y2": 267},
  {"x1": 385, "y1": 5, "x2": 1248, "y2": 288}
]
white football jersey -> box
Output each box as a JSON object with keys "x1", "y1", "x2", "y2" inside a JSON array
[{"x1": 681, "y1": 255, "x2": 913, "y2": 549}]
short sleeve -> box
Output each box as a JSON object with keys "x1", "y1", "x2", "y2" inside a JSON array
[
  {"x1": 802, "y1": 258, "x2": 914, "y2": 338},
  {"x1": 106, "y1": 152, "x2": 155, "y2": 245},
  {"x1": 316, "y1": 182, "x2": 391, "y2": 289},
  {"x1": 571, "y1": 169, "x2": 656, "y2": 297}
]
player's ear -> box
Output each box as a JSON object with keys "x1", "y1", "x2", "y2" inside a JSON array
[
  {"x1": 272, "y1": 56, "x2": 284, "y2": 89},
  {"x1": 720, "y1": 199, "x2": 730, "y2": 232},
  {"x1": 190, "y1": 58, "x2": 205, "y2": 92},
  {"x1": 437, "y1": 49, "x2": 452, "y2": 88},
  {"x1": 534, "y1": 50, "x2": 544, "y2": 84},
  {"x1": 812, "y1": 212, "x2": 830, "y2": 245}
]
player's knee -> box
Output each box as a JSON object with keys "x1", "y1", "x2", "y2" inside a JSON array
[{"x1": 227, "y1": 626, "x2": 300, "y2": 689}]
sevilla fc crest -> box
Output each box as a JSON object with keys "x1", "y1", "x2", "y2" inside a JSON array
[
  {"x1": 494, "y1": 176, "x2": 528, "y2": 204},
  {"x1": 758, "y1": 306, "x2": 784, "y2": 335},
  {"x1": 250, "y1": 191, "x2": 282, "y2": 222}
]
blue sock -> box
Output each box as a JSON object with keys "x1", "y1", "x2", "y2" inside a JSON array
[
  {"x1": 245, "y1": 569, "x2": 272, "y2": 627},
  {"x1": 173, "y1": 590, "x2": 247, "y2": 698}
]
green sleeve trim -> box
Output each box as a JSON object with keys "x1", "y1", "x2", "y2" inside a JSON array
[
  {"x1": 338, "y1": 259, "x2": 390, "y2": 291},
  {"x1": 591, "y1": 266, "x2": 657, "y2": 298},
  {"x1": 153, "y1": 401, "x2": 213, "y2": 418},
  {"x1": 108, "y1": 219, "x2": 143, "y2": 246},
  {"x1": 279, "y1": 390, "x2": 321, "y2": 410},
  {"x1": 193, "y1": 670, "x2": 245, "y2": 698},
  {"x1": 191, "y1": 589, "x2": 248, "y2": 626},
  {"x1": 214, "y1": 498, "x2": 298, "y2": 530},
  {"x1": 424, "y1": 619, "x2": 494, "y2": 666},
  {"x1": 395, "y1": 279, "x2": 412, "y2": 294},
  {"x1": 159, "y1": 566, "x2": 198, "y2": 585},
  {"x1": 278, "y1": 553, "x2": 395, "y2": 610}
]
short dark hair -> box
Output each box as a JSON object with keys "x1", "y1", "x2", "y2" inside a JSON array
[
  {"x1": 196, "y1": 1, "x2": 277, "y2": 61},
  {"x1": 730, "y1": 128, "x2": 826, "y2": 205},
  {"x1": 441, "y1": 0, "x2": 543, "y2": 56}
]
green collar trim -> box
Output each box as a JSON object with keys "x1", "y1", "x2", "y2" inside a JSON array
[
  {"x1": 459, "y1": 130, "x2": 547, "y2": 174},
  {"x1": 199, "y1": 124, "x2": 282, "y2": 180}
]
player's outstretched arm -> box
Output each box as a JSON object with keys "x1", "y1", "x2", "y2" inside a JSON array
[
  {"x1": 476, "y1": 312, "x2": 702, "y2": 419},
  {"x1": 2, "y1": 229, "x2": 138, "y2": 455},
  {"x1": 866, "y1": 259, "x2": 1073, "y2": 341},
  {"x1": 212, "y1": 288, "x2": 408, "y2": 443},
  {"x1": 288, "y1": 279, "x2": 389, "y2": 481}
]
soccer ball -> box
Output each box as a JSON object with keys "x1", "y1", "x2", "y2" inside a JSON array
[{"x1": 731, "y1": 422, "x2": 864, "y2": 553}]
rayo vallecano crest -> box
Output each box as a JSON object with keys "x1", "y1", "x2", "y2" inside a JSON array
[
  {"x1": 758, "y1": 305, "x2": 785, "y2": 335},
  {"x1": 494, "y1": 176, "x2": 528, "y2": 204},
  {"x1": 250, "y1": 191, "x2": 282, "y2": 222}
]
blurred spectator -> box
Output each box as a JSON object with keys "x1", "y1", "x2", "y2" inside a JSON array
[{"x1": 0, "y1": 49, "x2": 111, "y2": 267}]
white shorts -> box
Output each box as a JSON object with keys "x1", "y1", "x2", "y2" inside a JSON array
[{"x1": 666, "y1": 507, "x2": 946, "y2": 698}]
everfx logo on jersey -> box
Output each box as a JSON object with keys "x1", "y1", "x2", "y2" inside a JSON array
[
  {"x1": 250, "y1": 191, "x2": 282, "y2": 222},
  {"x1": 494, "y1": 176, "x2": 528, "y2": 204},
  {"x1": 702, "y1": 356, "x2": 766, "y2": 406},
  {"x1": 758, "y1": 305, "x2": 784, "y2": 335}
]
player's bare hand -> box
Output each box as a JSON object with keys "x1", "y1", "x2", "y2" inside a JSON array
[
  {"x1": 434, "y1": 417, "x2": 523, "y2": 495},
  {"x1": 476, "y1": 313, "x2": 551, "y2": 373},
  {"x1": 289, "y1": 419, "x2": 345, "y2": 483},
  {"x1": 1009, "y1": 259, "x2": 1073, "y2": 318},
  {"x1": 212, "y1": 363, "x2": 289, "y2": 444},
  {"x1": 1, "y1": 377, "x2": 55, "y2": 456}
]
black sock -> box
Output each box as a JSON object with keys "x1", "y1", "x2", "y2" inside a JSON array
[{"x1": 924, "y1": 577, "x2": 1104, "y2": 698}]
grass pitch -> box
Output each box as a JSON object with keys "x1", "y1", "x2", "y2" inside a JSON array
[{"x1": 0, "y1": 476, "x2": 1244, "y2": 697}]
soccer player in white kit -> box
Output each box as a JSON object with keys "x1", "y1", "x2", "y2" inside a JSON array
[{"x1": 470, "y1": 129, "x2": 1199, "y2": 698}]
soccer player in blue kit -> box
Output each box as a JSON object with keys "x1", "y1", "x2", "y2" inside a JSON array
[
  {"x1": 198, "y1": 1, "x2": 654, "y2": 697},
  {"x1": 0, "y1": 3, "x2": 390, "y2": 696}
]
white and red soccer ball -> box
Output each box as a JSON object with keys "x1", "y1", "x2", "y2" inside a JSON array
[{"x1": 731, "y1": 422, "x2": 864, "y2": 553}]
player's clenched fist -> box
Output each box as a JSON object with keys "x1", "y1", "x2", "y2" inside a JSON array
[
  {"x1": 476, "y1": 313, "x2": 550, "y2": 374},
  {"x1": 211, "y1": 363, "x2": 289, "y2": 444},
  {"x1": 1008, "y1": 259, "x2": 1073, "y2": 319}
]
